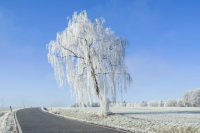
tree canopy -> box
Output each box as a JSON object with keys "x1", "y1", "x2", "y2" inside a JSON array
[{"x1": 47, "y1": 11, "x2": 132, "y2": 114}]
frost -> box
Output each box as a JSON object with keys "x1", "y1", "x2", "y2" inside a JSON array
[
  {"x1": 47, "y1": 10, "x2": 132, "y2": 115},
  {"x1": 0, "y1": 108, "x2": 21, "y2": 133},
  {"x1": 45, "y1": 107, "x2": 200, "y2": 133},
  {"x1": 147, "y1": 101, "x2": 158, "y2": 107},
  {"x1": 164, "y1": 99, "x2": 177, "y2": 107},
  {"x1": 182, "y1": 88, "x2": 200, "y2": 107}
]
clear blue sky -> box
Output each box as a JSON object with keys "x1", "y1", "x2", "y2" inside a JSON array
[{"x1": 0, "y1": 0, "x2": 200, "y2": 107}]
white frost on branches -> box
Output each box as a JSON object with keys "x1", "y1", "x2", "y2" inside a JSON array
[
  {"x1": 164, "y1": 99, "x2": 177, "y2": 107},
  {"x1": 177, "y1": 98, "x2": 183, "y2": 107},
  {"x1": 182, "y1": 88, "x2": 200, "y2": 107},
  {"x1": 182, "y1": 90, "x2": 193, "y2": 107},
  {"x1": 191, "y1": 88, "x2": 200, "y2": 107},
  {"x1": 47, "y1": 10, "x2": 132, "y2": 115},
  {"x1": 138, "y1": 101, "x2": 147, "y2": 107},
  {"x1": 147, "y1": 100, "x2": 158, "y2": 107},
  {"x1": 158, "y1": 101, "x2": 164, "y2": 107}
]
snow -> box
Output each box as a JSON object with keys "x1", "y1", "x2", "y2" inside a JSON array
[
  {"x1": 44, "y1": 107, "x2": 200, "y2": 133},
  {"x1": 0, "y1": 107, "x2": 21, "y2": 133},
  {"x1": 0, "y1": 107, "x2": 20, "y2": 113}
]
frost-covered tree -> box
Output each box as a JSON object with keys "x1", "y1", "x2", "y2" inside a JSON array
[
  {"x1": 191, "y1": 88, "x2": 200, "y2": 107},
  {"x1": 69, "y1": 102, "x2": 100, "y2": 107},
  {"x1": 176, "y1": 98, "x2": 183, "y2": 107},
  {"x1": 138, "y1": 101, "x2": 147, "y2": 107},
  {"x1": 126, "y1": 102, "x2": 132, "y2": 107},
  {"x1": 147, "y1": 101, "x2": 158, "y2": 107},
  {"x1": 47, "y1": 11, "x2": 132, "y2": 116},
  {"x1": 182, "y1": 90, "x2": 193, "y2": 107},
  {"x1": 115, "y1": 102, "x2": 126, "y2": 107},
  {"x1": 134, "y1": 102, "x2": 138, "y2": 107},
  {"x1": 110, "y1": 101, "x2": 126, "y2": 107},
  {"x1": 126, "y1": 102, "x2": 135, "y2": 107},
  {"x1": 158, "y1": 101, "x2": 164, "y2": 107},
  {"x1": 164, "y1": 99, "x2": 177, "y2": 107}
]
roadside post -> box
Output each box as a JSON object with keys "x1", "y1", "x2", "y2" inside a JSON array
[{"x1": 10, "y1": 106, "x2": 12, "y2": 112}]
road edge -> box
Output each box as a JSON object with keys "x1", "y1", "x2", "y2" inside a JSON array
[
  {"x1": 14, "y1": 110, "x2": 23, "y2": 133},
  {"x1": 40, "y1": 107, "x2": 133, "y2": 133}
]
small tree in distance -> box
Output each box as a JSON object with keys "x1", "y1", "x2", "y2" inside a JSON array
[
  {"x1": 182, "y1": 90, "x2": 193, "y2": 107},
  {"x1": 158, "y1": 101, "x2": 164, "y2": 107},
  {"x1": 148, "y1": 100, "x2": 158, "y2": 107},
  {"x1": 164, "y1": 99, "x2": 177, "y2": 107},
  {"x1": 47, "y1": 11, "x2": 132, "y2": 116}
]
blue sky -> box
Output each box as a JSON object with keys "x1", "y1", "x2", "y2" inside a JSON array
[{"x1": 0, "y1": 0, "x2": 200, "y2": 107}]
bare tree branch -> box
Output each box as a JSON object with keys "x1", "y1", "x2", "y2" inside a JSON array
[
  {"x1": 85, "y1": 39, "x2": 88, "y2": 45},
  {"x1": 78, "y1": 67, "x2": 87, "y2": 78},
  {"x1": 70, "y1": 31, "x2": 84, "y2": 40},
  {"x1": 56, "y1": 55, "x2": 67, "y2": 58},
  {"x1": 95, "y1": 72, "x2": 130, "y2": 76},
  {"x1": 89, "y1": 39, "x2": 93, "y2": 47},
  {"x1": 61, "y1": 45, "x2": 84, "y2": 59},
  {"x1": 56, "y1": 55, "x2": 84, "y2": 59}
]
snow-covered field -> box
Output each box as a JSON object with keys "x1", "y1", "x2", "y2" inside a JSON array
[
  {"x1": 0, "y1": 107, "x2": 21, "y2": 113},
  {"x1": 0, "y1": 107, "x2": 22, "y2": 133},
  {"x1": 45, "y1": 107, "x2": 200, "y2": 133}
]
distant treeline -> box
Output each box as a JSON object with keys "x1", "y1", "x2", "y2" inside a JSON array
[{"x1": 69, "y1": 88, "x2": 200, "y2": 107}]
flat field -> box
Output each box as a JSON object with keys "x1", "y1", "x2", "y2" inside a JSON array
[
  {"x1": 0, "y1": 107, "x2": 21, "y2": 113},
  {"x1": 46, "y1": 107, "x2": 200, "y2": 133}
]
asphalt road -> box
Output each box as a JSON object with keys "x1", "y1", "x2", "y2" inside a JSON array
[{"x1": 16, "y1": 108, "x2": 125, "y2": 133}]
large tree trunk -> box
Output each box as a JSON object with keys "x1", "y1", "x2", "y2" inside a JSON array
[
  {"x1": 88, "y1": 55, "x2": 100, "y2": 98},
  {"x1": 86, "y1": 45, "x2": 109, "y2": 116}
]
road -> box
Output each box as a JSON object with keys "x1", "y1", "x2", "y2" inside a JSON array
[{"x1": 16, "y1": 108, "x2": 125, "y2": 133}]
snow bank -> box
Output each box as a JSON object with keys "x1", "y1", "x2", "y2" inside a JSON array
[
  {"x1": 42, "y1": 107, "x2": 200, "y2": 133},
  {"x1": 0, "y1": 108, "x2": 21, "y2": 133}
]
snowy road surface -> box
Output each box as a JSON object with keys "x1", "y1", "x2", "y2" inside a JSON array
[{"x1": 16, "y1": 108, "x2": 124, "y2": 133}]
